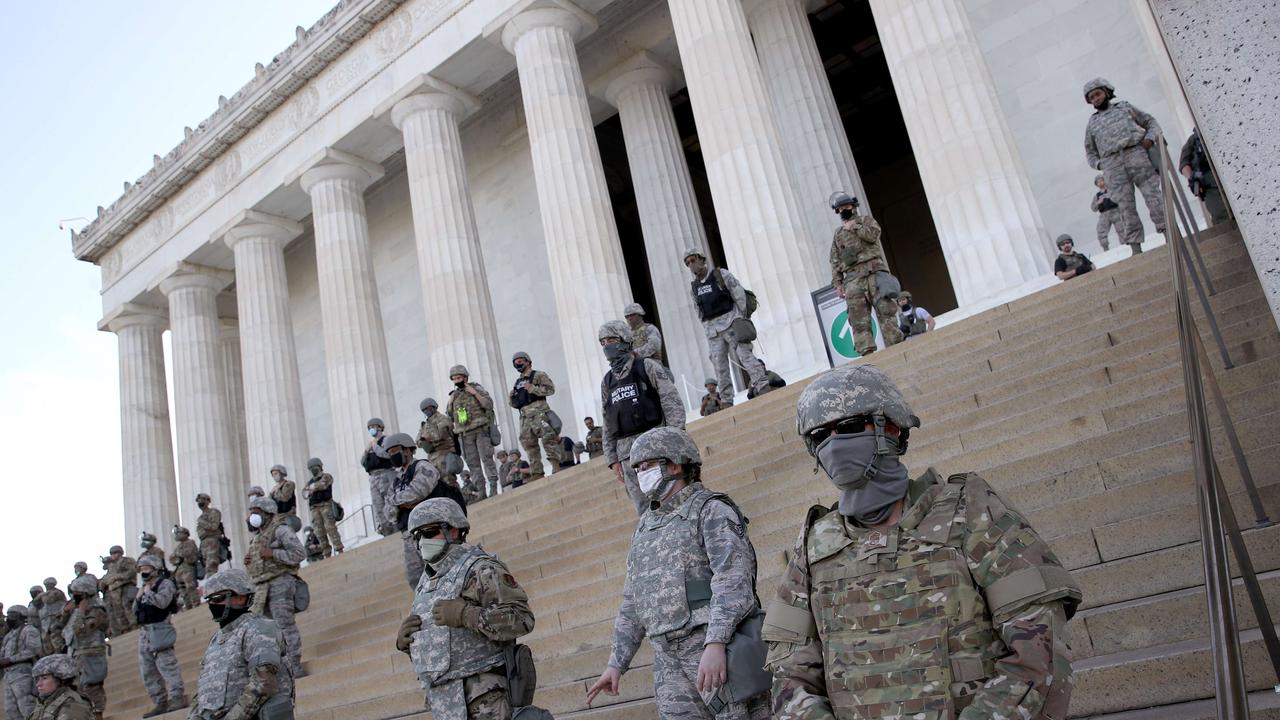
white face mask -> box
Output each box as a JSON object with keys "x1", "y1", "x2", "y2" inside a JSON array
[
  {"x1": 637, "y1": 466, "x2": 666, "y2": 496},
  {"x1": 247, "y1": 514, "x2": 265, "y2": 529}
]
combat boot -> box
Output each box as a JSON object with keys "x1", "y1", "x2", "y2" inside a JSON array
[
  {"x1": 168, "y1": 694, "x2": 189, "y2": 712},
  {"x1": 142, "y1": 702, "x2": 168, "y2": 717}
]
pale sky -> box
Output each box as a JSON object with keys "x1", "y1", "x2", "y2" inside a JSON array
[{"x1": 0, "y1": 1, "x2": 335, "y2": 607}]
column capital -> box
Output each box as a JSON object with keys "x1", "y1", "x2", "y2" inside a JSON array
[
  {"x1": 217, "y1": 210, "x2": 304, "y2": 250},
  {"x1": 157, "y1": 262, "x2": 235, "y2": 296},
  {"x1": 591, "y1": 51, "x2": 681, "y2": 107},
  {"x1": 101, "y1": 302, "x2": 168, "y2": 333},
  {"x1": 381, "y1": 75, "x2": 481, "y2": 129},
  {"x1": 290, "y1": 148, "x2": 385, "y2": 194},
  {"x1": 483, "y1": 0, "x2": 598, "y2": 53}
]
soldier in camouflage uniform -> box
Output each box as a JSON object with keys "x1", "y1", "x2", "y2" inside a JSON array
[
  {"x1": 63, "y1": 574, "x2": 109, "y2": 719},
  {"x1": 1054, "y1": 234, "x2": 1095, "y2": 281},
  {"x1": 700, "y1": 378, "x2": 726, "y2": 417},
  {"x1": 1083, "y1": 77, "x2": 1163, "y2": 255},
  {"x1": 765, "y1": 364, "x2": 1081, "y2": 720},
  {"x1": 828, "y1": 191, "x2": 903, "y2": 356},
  {"x1": 139, "y1": 531, "x2": 166, "y2": 570},
  {"x1": 303, "y1": 457, "x2": 345, "y2": 558},
  {"x1": 385, "y1": 432, "x2": 444, "y2": 589},
  {"x1": 362, "y1": 417, "x2": 400, "y2": 536},
  {"x1": 684, "y1": 249, "x2": 772, "y2": 402},
  {"x1": 304, "y1": 527, "x2": 325, "y2": 564},
  {"x1": 624, "y1": 303, "x2": 664, "y2": 362},
  {"x1": 133, "y1": 555, "x2": 187, "y2": 716},
  {"x1": 395, "y1": 499, "x2": 534, "y2": 720},
  {"x1": 31, "y1": 653, "x2": 93, "y2": 720},
  {"x1": 98, "y1": 546, "x2": 137, "y2": 637},
  {"x1": 599, "y1": 320, "x2": 688, "y2": 516},
  {"x1": 508, "y1": 352, "x2": 561, "y2": 481},
  {"x1": 170, "y1": 526, "x2": 201, "y2": 610},
  {"x1": 447, "y1": 365, "x2": 500, "y2": 492},
  {"x1": 195, "y1": 493, "x2": 226, "y2": 576},
  {"x1": 190, "y1": 569, "x2": 295, "y2": 720},
  {"x1": 1091, "y1": 174, "x2": 1121, "y2": 251},
  {"x1": 419, "y1": 397, "x2": 461, "y2": 488},
  {"x1": 244, "y1": 497, "x2": 307, "y2": 678},
  {"x1": 37, "y1": 578, "x2": 68, "y2": 655},
  {"x1": 588, "y1": 427, "x2": 769, "y2": 720},
  {"x1": 3, "y1": 605, "x2": 43, "y2": 719},
  {"x1": 268, "y1": 465, "x2": 300, "y2": 531},
  {"x1": 583, "y1": 418, "x2": 604, "y2": 459}
]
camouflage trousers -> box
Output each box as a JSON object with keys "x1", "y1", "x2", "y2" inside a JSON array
[
  {"x1": 309, "y1": 502, "x2": 345, "y2": 556},
  {"x1": 258, "y1": 575, "x2": 303, "y2": 675},
  {"x1": 4, "y1": 664, "x2": 35, "y2": 720},
  {"x1": 370, "y1": 468, "x2": 398, "y2": 536},
  {"x1": 708, "y1": 325, "x2": 768, "y2": 404},
  {"x1": 425, "y1": 670, "x2": 510, "y2": 720},
  {"x1": 1096, "y1": 208, "x2": 1121, "y2": 251},
  {"x1": 1101, "y1": 145, "x2": 1165, "y2": 246},
  {"x1": 174, "y1": 566, "x2": 200, "y2": 610},
  {"x1": 138, "y1": 622, "x2": 185, "y2": 705},
  {"x1": 103, "y1": 586, "x2": 135, "y2": 637},
  {"x1": 41, "y1": 620, "x2": 67, "y2": 655},
  {"x1": 459, "y1": 429, "x2": 498, "y2": 491},
  {"x1": 518, "y1": 409, "x2": 561, "y2": 480},
  {"x1": 428, "y1": 451, "x2": 460, "y2": 494},
  {"x1": 653, "y1": 627, "x2": 770, "y2": 720},
  {"x1": 199, "y1": 536, "x2": 223, "y2": 576},
  {"x1": 842, "y1": 275, "x2": 904, "y2": 356},
  {"x1": 614, "y1": 434, "x2": 650, "y2": 517},
  {"x1": 75, "y1": 651, "x2": 107, "y2": 714},
  {"x1": 402, "y1": 532, "x2": 425, "y2": 590}
]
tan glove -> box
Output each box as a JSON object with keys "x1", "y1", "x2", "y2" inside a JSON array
[
  {"x1": 431, "y1": 598, "x2": 481, "y2": 629},
  {"x1": 396, "y1": 614, "x2": 422, "y2": 653}
]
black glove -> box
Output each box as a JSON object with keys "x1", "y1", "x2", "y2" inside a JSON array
[{"x1": 396, "y1": 614, "x2": 422, "y2": 653}]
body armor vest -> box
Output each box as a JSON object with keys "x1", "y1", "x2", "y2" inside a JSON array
[
  {"x1": 363, "y1": 439, "x2": 395, "y2": 472},
  {"x1": 692, "y1": 271, "x2": 735, "y2": 321},
  {"x1": 899, "y1": 308, "x2": 928, "y2": 337},
  {"x1": 394, "y1": 461, "x2": 467, "y2": 532},
  {"x1": 604, "y1": 362, "x2": 663, "y2": 439},
  {"x1": 306, "y1": 478, "x2": 333, "y2": 504},
  {"x1": 135, "y1": 574, "x2": 179, "y2": 625},
  {"x1": 246, "y1": 516, "x2": 298, "y2": 585},
  {"x1": 1059, "y1": 253, "x2": 1086, "y2": 273},
  {"x1": 409, "y1": 546, "x2": 508, "y2": 685},
  {"x1": 272, "y1": 482, "x2": 296, "y2": 515},
  {"x1": 195, "y1": 614, "x2": 292, "y2": 714},
  {"x1": 449, "y1": 386, "x2": 489, "y2": 431},
  {"x1": 511, "y1": 376, "x2": 533, "y2": 409}
]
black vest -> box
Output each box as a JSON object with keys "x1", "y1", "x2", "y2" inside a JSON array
[
  {"x1": 692, "y1": 271, "x2": 735, "y2": 321},
  {"x1": 362, "y1": 438, "x2": 395, "y2": 472},
  {"x1": 275, "y1": 493, "x2": 296, "y2": 515},
  {"x1": 604, "y1": 362, "x2": 664, "y2": 439},
  {"x1": 135, "y1": 574, "x2": 178, "y2": 625},
  {"x1": 511, "y1": 375, "x2": 533, "y2": 409},
  {"x1": 306, "y1": 478, "x2": 333, "y2": 505},
  {"x1": 393, "y1": 461, "x2": 468, "y2": 531}
]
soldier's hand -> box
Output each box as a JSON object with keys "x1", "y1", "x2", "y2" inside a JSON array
[
  {"x1": 431, "y1": 598, "x2": 477, "y2": 628},
  {"x1": 835, "y1": 286, "x2": 845, "y2": 299},
  {"x1": 258, "y1": 546, "x2": 275, "y2": 559},
  {"x1": 395, "y1": 614, "x2": 421, "y2": 653},
  {"x1": 586, "y1": 667, "x2": 621, "y2": 707},
  {"x1": 1140, "y1": 138, "x2": 1154, "y2": 149},
  {"x1": 696, "y1": 642, "x2": 727, "y2": 693},
  {"x1": 611, "y1": 463, "x2": 624, "y2": 483}
]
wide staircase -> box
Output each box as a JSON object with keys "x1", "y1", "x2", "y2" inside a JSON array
[{"x1": 90, "y1": 224, "x2": 1280, "y2": 719}]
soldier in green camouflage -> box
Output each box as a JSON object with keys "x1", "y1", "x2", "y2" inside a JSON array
[
  {"x1": 419, "y1": 397, "x2": 461, "y2": 489},
  {"x1": 98, "y1": 546, "x2": 136, "y2": 637},
  {"x1": 764, "y1": 364, "x2": 1080, "y2": 720},
  {"x1": 583, "y1": 418, "x2": 604, "y2": 459},
  {"x1": 195, "y1": 493, "x2": 226, "y2": 576},
  {"x1": 828, "y1": 192, "x2": 903, "y2": 357},
  {"x1": 700, "y1": 378, "x2": 726, "y2": 417},
  {"x1": 447, "y1": 365, "x2": 500, "y2": 491},
  {"x1": 63, "y1": 574, "x2": 109, "y2": 718},
  {"x1": 508, "y1": 352, "x2": 562, "y2": 480},
  {"x1": 168, "y1": 526, "x2": 201, "y2": 610},
  {"x1": 623, "y1": 303, "x2": 664, "y2": 362}
]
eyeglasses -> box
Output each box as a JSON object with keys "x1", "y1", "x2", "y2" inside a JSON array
[
  {"x1": 635, "y1": 459, "x2": 667, "y2": 472},
  {"x1": 413, "y1": 525, "x2": 446, "y2": 540},
  {"x1": 807, "y1": 416, "x2": 873, "y2": 447}
]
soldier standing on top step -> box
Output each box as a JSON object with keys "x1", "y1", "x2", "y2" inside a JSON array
[
  {"x1": 587, "y1": 427, "x2": 771, "y2": 720},
  {"x1": 395, "y1": 498, "x2": 535, "y2": 720},
  {"x1": 169, "y1": 526, "x2": 201, "y2": 610},
  {"x1": 700, "y1": 378, "x2": 726, "y2": 417},
  {"x1": 362, "y1": 417, "x2": 400, "y2": 536},
  {"x1": 303, "y1": 457, "x2": 345, "y2": 558},
  {"x1": 624, "y1": 303, "x2": 664, "y2": 362},
  {"x1": 1083, "y1": 77, "x2": 1164, "y2": 256},
  {"x1": 1054, "y1": 234, "x2": 1095, "y2": 281},
  {"x1": 448, "y1": 365, "x2": 501, "y2": 492},
  {"x1": 508, "y1": 352, "x2": 562, "y2": 482},
  {"x1": 195, "y1": 493, "x2": 227, "y2": 576},
  {"x1": 583, "y1": 417, "x2": 604, "y2": 459},
  {"x1": 268, "y1": 465, "x2": 301, "y2": 532},
  {"x1": 684, "y1": 248, "x2": 774, "y2": 402},
  {"x1": 765, "y1": 364, "x2": 1082, "y2": 720},
  {"x1": 829, "y1": 191, "x2": 903, "y2": 357}
]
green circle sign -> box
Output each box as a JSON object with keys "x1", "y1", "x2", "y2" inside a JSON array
[{"x1": 829, "y1": 310, "x2": 876, "y2": 359}]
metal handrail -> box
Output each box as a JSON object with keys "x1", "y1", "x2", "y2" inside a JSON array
[
  {"x1": 336, "y1": 502, "x2": 378, "y2": 543},
  {"x1": 1155, "y1": 134, "x2": 1280, "y2": 716}
]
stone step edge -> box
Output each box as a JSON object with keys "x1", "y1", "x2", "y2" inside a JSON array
[{"x1": 1080, "y1": 688, "x2": 1280, "y2": 719}]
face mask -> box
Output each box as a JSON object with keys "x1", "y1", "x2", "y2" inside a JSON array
[
  {"x1": 900, "y1": 303, "x2": 913, "y2": 313},
  {"x1": 5, "y1": 618, "x2": 18, "y2": 629},
  {"x1": 514, "y1": 361, "x2": 528, "y2": 372},
  {"x1": 816, "y1": 430, "x2": 910, "y2": 525},
  {"x1": 389, "y1": 451, "x2": 405, "y2": 467},
  {"x1": 310, "y1": 467, "x2": 321, "y2": 477},
  {"x1": 840, "y1": 208, "x2": 854, "y2": 221},
  {"x1": 368, "y1": 427, "x2": 379, "y2": 438},
  {"x1": 418, "y1": 537, "x2": 448, "y2": 564},
  {"x1": 637, "y1": 464, "x2": 678, "y2": 502},
  {"x1": 603, "y1": 342, "x2": 631, "y2": 367},
  {"x1": 208, "y1": 601, "x2": 250, "y2": 628},
  {"x1": 247, "y1": 514, "x2": 265, "y2": 530},
  {"x1": 454, "y1": 380, "x2": 467, "y2": 389}
]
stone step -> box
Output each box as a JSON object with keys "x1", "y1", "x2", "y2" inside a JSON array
[{"x1": 1079, "y1": 690, "x2": 1280, "y2": 719}]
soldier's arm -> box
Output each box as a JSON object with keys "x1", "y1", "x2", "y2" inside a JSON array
[
  {"x1": 316, "y1": 473, "x2": 334, "y2": 492},
  {"x1": 634, "y1": 325, "x2": 662, "y2": 359},
  {"x1": 607, "y1": 566, "x2": 646, "y2": 672},
  {"x1": 721, "y1": 269, "x2": 749, "y2": 316},
  {"x1": 854, "y1": 215, "x2": 882, "y2": 244},
  {"x1": 646, "y1": 360, "x2": 686, "y2": 429},
  {"x1": 272, "y1": 526, "x2": 307, "y2": 566},
  {"x1": 211, "y1": 508, "x2": 222, "y2": 526},
  {"x1": 1085, "y1": 127, "x2": 1101, "y2": 170},
  {"x1": 829, "y1": 240, "x2": 844, "y2": 289},
  {"x1": 471, "y1": 383, "x2": 495, "y2": 410},
  {"x1": 601, "y1": 381, "x2": 619, "y2": 467},
  {"x1": 1128, "y1": 103, "x2": 1161, "y2": 142},
  {"x1": 529, "y1": 372, "x2": 555, "y2": 397},
  {"x1": 1090, "y1": 193, "x2": 1102, "y2": 212},
  {"x1": 17, "y1": 626, "x2": 42, "y2": 661},
  {"x1": 168, "y1": 549, "x2": 181, "y2": 565},
  {"x1": 140, "y1": 578, "x2": 176, "y2": 608},
  {"x1": 227, "y1": 627, "x2": 285, "y2": 720},
  {"x1": 702, "y1": 500, "x2": 758, "y2": 645},
  {"x1": 463, "y1": 560, "x2": 535, "y2": 642},
  {"x1": 764, "y1": 519, "x2": 836, "y2": 720}
]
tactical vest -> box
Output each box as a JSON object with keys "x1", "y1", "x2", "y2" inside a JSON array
[
  {"x1": 899, "y1": 308, "x2": 928, "y2": 337},
  {"x1": 692, "y1": 271, "x2": 735, "y2": 321},
  {"x1": 409, "y1": 546, "x2": 509, "y2": 685},
  {"x1": 246, "y1": 516, "x2": 298, "y2": 585},
  {"x1": 272, "y1": 482, "x2": 297, "y2": 515},
  {"x1": 195, "y1": 614, "x2": 292, "y2": 714},
  {"x1": 363, "y1": 439, "x2": 395, "y2": 472},
  {"x1": 135, "y1": 574, "x2": 179, "y2": 625},
  {"x1": 1059, "y1": 252, "x2": 1086, "y2": 273},
  {"x1": 420, "y1": 416, "x2": 454, "y2": 455},
  {"x1": 511, "y1": 375, "x2": 533, "y2": 409},
  {"x1": 804, "y1": 485, "x2": 1001, "y2": 719},
  {"x1": 306, "y1": 476, "x2": 333, "y2": 505},
  {"x1": 604, "y1": 362, "x2": 663, "y2": 439},
  {"x1": 450, "y1": 385, "x2": 489, "y2": 431},
  {"x1": 394, "y1": 461, "x2": 467, "y2": 531},
  {"x1": 626, "y1": 488, "x2": 738, "y2": 639}
]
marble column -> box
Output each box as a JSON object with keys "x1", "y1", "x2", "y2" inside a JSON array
[
  {"x1": 867, "y1": 0, "x2": 1053, "y2": 307},
  {"x1": 390, "y1": 85, "x2": 517, "y2": 445},
  {"x1": 158, "y1": 265, "x2": 247, "y2": 560},
  {"x1": 493, "y1": 2, "x2": 634, "y2": 421},
  {"x1": 221, "y1": 212, "x2": 311, "y2": 487},
  {"x1": 219, "y1": 320, "x2": 250, "y2": 488},
  {"x1": 667, "y1": 0, "x2": 827, "y2": 380},
  {"x1": 106, "y1": 305, "x2": 180, "y2": 551},
  {"x1": 297, "y1": 149, "x2": 395, "y2": 511},
  {"x1": 596, "y1": 53, "x2": 711, "y2": 396},
  {"x1": 747, "y1": 0, "x2": 868, "y2": 262}
]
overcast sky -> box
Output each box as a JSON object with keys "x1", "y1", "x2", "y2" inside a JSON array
[{"x1": 0, "y1": 1, "x2": 334, "y2": 606}]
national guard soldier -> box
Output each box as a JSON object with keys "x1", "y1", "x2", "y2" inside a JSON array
[
  {"x1": 623, "y1": 303, "x2": 664, "y2": 361},
  {"x1": 196, "y1": 493, "x2": 227, "y2": 576},
  {"x1": 170, "y1": 526, "x2": 201, "y2": 610},
  {"x1": 1179, "y1": 128, "x2": 1229, "y2": 226},
  {"x1": 508, "y1": 352, "x2": 561, "y2": 481},
  {"x1": 190, "y1": 569, "x2": 295, "y2": 720},
  {"x1": 394, "y1": 498, "x2": 535, "y2": 720},
  {"x1": 37, "y1": 579, "x2": 68, "y2": 655},
  {"x1": 583, "y1": 417, "x2": 604, "y2": 459},
  {"x1": 71, "y1": 563, "x2": 88, "y2": 580},
  {"x1": 766, "y1": 364, "x2": 1081, "y2": 719},
  {"x1": 362, "y1": 417, "x2": 400, "y2": 536},
  {"x1": 63, "y1": 573, "x2": 108, "y2": 720},
  {"x1": 447, "y1": 366, "x2": 501, "y2": 494},
  {"x1": 587, "y1": 427, "x2": 770, "y2": 720},
  {"x1": 303, "y1": 457, "x2": 345, "y2": 558},
  {"x1": 1091, "y1": 174, "x2": 1121, "y2": 250},
  {"x1": 683, "y1": 248, "x2": 772, "y2": 402},
  {"x1": 419, "y1": 397, "x2": 462, "y2": 490},
  {"x1": 304, "y1": 528, "x2": 325, "y2": 564},
  {"x1": 828, "y1": 191, "x2": 903, "y2": 356},
  {"x1": 28, "y1": 586, "x2": 44, "y2": 630},
  {"x1": 30, "y1": 653, "x2": 93, "y2": 720},
  {"x1": 244, "y1": 497, "x2": 307, "y2": 678},
  {"x1": 1054, "y1": 234, "x2": 1095, "y2": 281},
  {"x1": 599, "y1": 320, "x2": 687, "y2": 516},
  {"x1": 3, "y1": 605, "x2": 42, "y2": 720},
  {"x1": 700, "y1": 378, "x2": 726, "y2": 417},
  {"x1": 139, "y1": 531, "x2": 166, "y2": 569},
  {"x1": 1083, "y1": 77, "x2": 1164, "y2": 254},
  {"x1": 268, "y1": 465, "x2": 300, "y2": 531},
  {"x1": 385, "y1": 432, "x2": 468, "y2": 589},
  {"x1": 98, "y1": 545, "x2": 137, "y2": 636},
  {"x1": 134, "y1": 555, "x2": 186, "y2": 716},
  {"x1": 895, "y1": 291, "x2": 934, "y2": 339}
]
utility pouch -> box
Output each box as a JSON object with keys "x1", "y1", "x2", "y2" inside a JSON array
[
  {"x1": 708, "y1": 608, "x2": 773, "y2": 713},
  {"x1": 505, "y1": 643, "x2": 538, "y2": 707},
  {"x1": 293, "y1": 577, "x2": 311, "y2": 613},
  {"x1": 444, "y1": 453, "x2": 465, "y2": 476},
  {"x1": 79, "y1": 653, "x2": 108, "y2": 685},
  {"x1": 546, "y1": 410, "x2": 563, "y2": 435},
  {"x1": 333, "y1": 501, "x2": 345, "y2": 522},
  {"x1": 729, "y1": 317, "x2": 758, "y2": 343},
  {"x1": 874, "y1": 270, "x2": 901, "y2": 301},
  {"x1": 259, "y1": 694, "x2": 295, "y2": 720},
  {"x1": 144, "y1": 622, "x2": 177, "y2": 652}
]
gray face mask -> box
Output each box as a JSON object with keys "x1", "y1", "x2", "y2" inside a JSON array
[{"x1": 815, "y1": 431, "x2": 910, "y2": 525}]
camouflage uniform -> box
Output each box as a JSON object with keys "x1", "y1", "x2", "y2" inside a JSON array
[
  {"x1": 269, "y1": 477, "x2": 298, "y2": 527},
  {"x1": 99, "y1": 554, "x2": 137, "y2": 636},
  {"x1": 419, "y1": 410, "x2": 460, "y2": 489},
  {"x1": 631, "y1": 322, "x2": 663, "y2": 362},
  {"x1": 391, "y1": 459, "x2": 442, "y2": 589},
  {"x1": 62, "y1": 581, "x2": 109, "y2": 717},
  {"x1": 1085, "y1": 99, "x2": 1164, "y2": 248},
  {"x1": 37, "y1": 583, "x2": 68, "y2": 655},
  {"x1": 303, "y1": 471, "x2": 345, "y2": 557},
  {"x1": 766, "y1": 469, "x2": 1080, "y2": 719},
  {"x1": 601, "y1": 356, "x2": 687, "y2": 515},
  {"x1": 30, "y1": 685, "x2": 92, "y2": 720},
  {"x1": 829, "y1": 216, "x2": 903, "y2": 356},
  {"x1": 363, "y1": 435, "x2": 399, "y2": 535},
  {"x1": 584, "y1": 426, "x2": 604, "y2": 459},
  {"x1": 448, "y1": 382, "x2": 499, "y2": 491},
  {"x1": 196, "y1": 501, "x2": 226, "y2": 576},
  {"x1": 692, "y1": 265, "x2": 770, "y2": 401},
  {"x1": 140, "y1": 545, "x2": 166, "y2": 569},
  {"x1": 405, "y1": 543, "x2": 535, "y2": 720},
  {"x1": 508, "y1": 369, "x2": 561, "y2": 480},
  {"x1": 608, "y1": 483, "x2": 769, "y2": 720},
  {"x1": 169, "y1": 532, "x2": 201, "y2": 610},
  {"x1": 3, "y1": 609, "x2": 42, "y2": 720},
  {"x1": 245, "y1": 507, "x2": 307, "y2": 676},
  {"x1": 1091, "y1": 183, "x2": 1121, "y2": 251},
  {"x1": 133, "y1": 568, "x2": 186, "y2": 710},
  {"x1": 701, "y1": 392, "x2": 727, "y2": 418}
]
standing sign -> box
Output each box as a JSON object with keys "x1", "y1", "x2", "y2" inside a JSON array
[{"x1": 811, "y1": 285, "x2": 886, "y2": 367}]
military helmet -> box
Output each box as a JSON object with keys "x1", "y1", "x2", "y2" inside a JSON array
[
  {"x1": 512, "y1": 351, "x2": 531, "y2": 364},
  {"x1": 622, "y1": 303, "x2": 645, "y2": 317},
  {"x1": 248, "y1": 496, "x2": 278, "y2": 514},
  {"x1": 384, "y1": 432, "x2": 416, "y2": 451},
  {"x1": 6, "y1": 605, "x2": 26, "y2": 618},
  {"x1": 829, "y1": 190, "x2": 858, "y2": 209},
  {"x1": 899, "y1": 290, "x2": 913, "y2": 301},
  {"x1": 140, "y1": 531, "x2": 156, "y2": 543},
  {"x1": 704, "y1": 377, "x2": 717, "y2": 386},
  {"x1": 33, "y1": 654, "x2": 77, "y2": 681},
  {"x1": 1095, "y1": 173, "x2": 1105, "y2": 184},
  {"x1": 506, "y1": 448, "x2": 519, "y2": 456},
  {"x1": 1083, "y1": 77, "x2": 1115, "y2": 99},
  {"x1": 448, "y1": 364, "x2": 470, "y2": 378},
  {"x1": 203, "y1": 568, "x2": 255, "y2": 597},
  {"x1": 628, "y1": 426, "x2": 702, "y2": 468},
  {"x1": 172, "y1": 525, "x2": 190, "y2": 539},
  {"x1": 419, "y1": 397, "x2": 438, "y2": 412},
  {"x1": 108, "y1": 545, "x2": 124, "y2": 555},
  {"x1": 68, "y1": 574, "x2": 98, "y2": 596},
  {"x1": 306, "y1": 457, "x2": 324, "y2": 470},
  {"x1": 367, "y1": 417, "x2": 385, "y2": 429},
  {"x1": 1055, "y1": 233, "x2": 1074, "y2": 249},
  {"x1": 195, "y1": 492, "x2": 211, "y2": 504},
  {"x1": 796, "y1": 364, "x2": 920, "y2": 454},
  {"x1": 137, "y1": 555, "x2": 163, "y2": 570},
  {"x1": 247, "y1": 485, "x2": 265, "y2": 497},
  {"x1": 270, "y1": 464, "x2": 288, "y2": 477},
  {"x1": 73, "y1": 561, "x2": 88, "y2": 575},
  {"x1": 43, "y1": 577, "x2": 57, "y2": 588},
  {"x1": 598, "y1": 320, "x2": 633, "y2": 344},
  {"x1": 29, "y1": 585, "x2": 41, "y2": 596},
  {"x1": 408, "y1": 498, "x2": 470, "y2": 532},
  {"x1": 683, "y1": 247, "x2": 706, "y2": 263}
]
